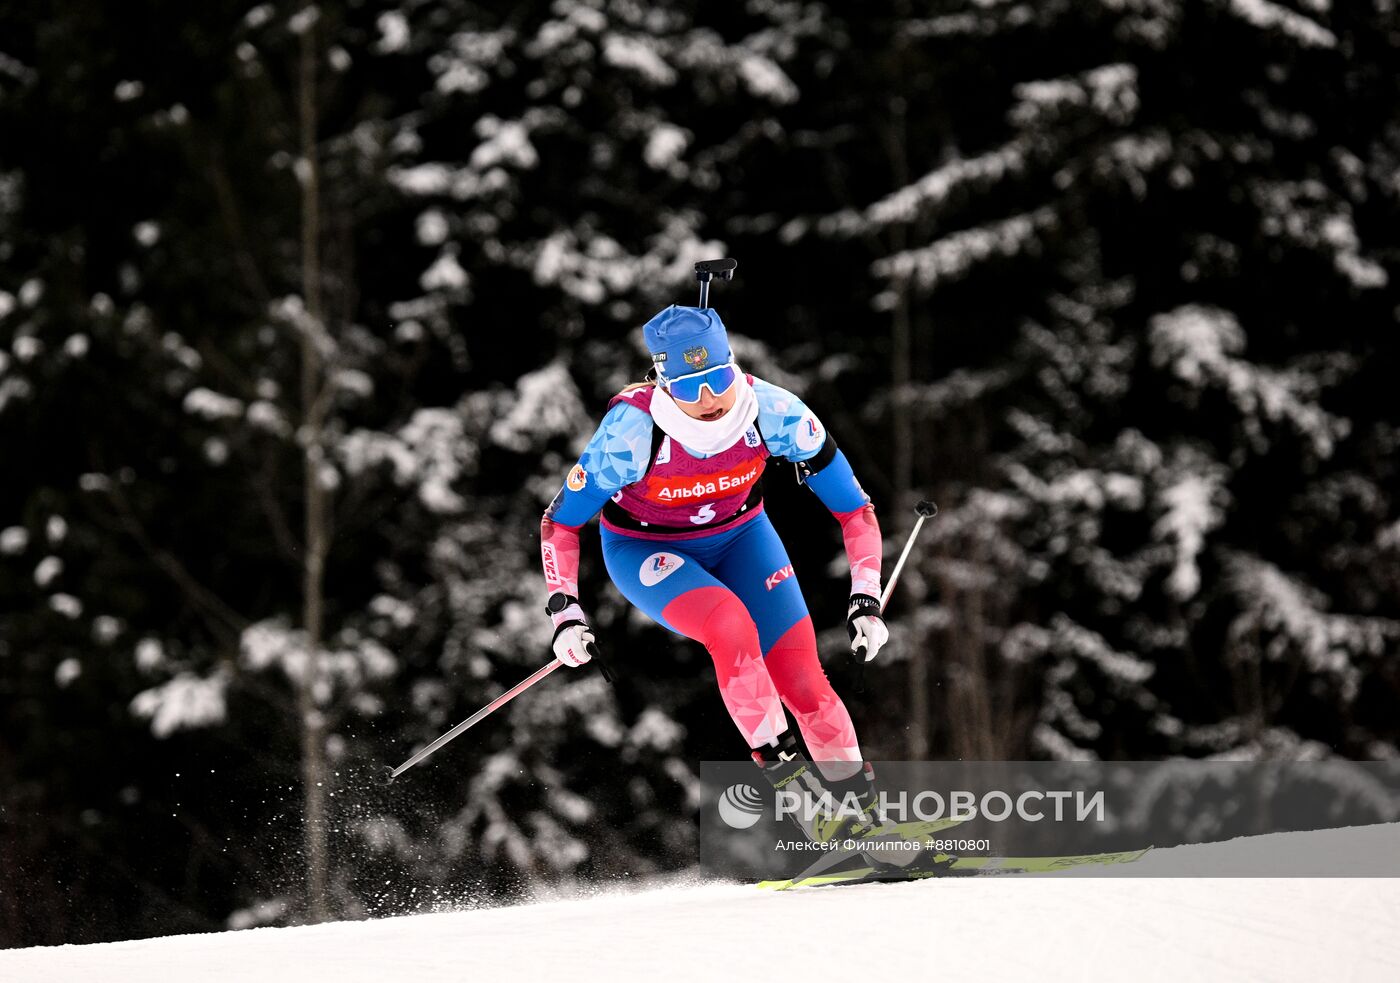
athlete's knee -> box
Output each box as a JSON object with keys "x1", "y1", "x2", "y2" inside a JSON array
[
  {"x1": 699, "y1": 593, "x2": 762, "y2": 658},
  {"x1": 765, "y1": 617, "x2": 838, "y2": 713}
]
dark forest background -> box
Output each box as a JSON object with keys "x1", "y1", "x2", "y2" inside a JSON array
[{"x1": 1, "y1": 0, "x2": 1397, "y2": 948}]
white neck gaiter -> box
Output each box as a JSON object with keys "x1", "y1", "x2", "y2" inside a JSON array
[{"x1": 650, "y1": 373, "x2": 758, "y2": 457}]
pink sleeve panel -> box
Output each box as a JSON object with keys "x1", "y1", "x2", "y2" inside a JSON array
[
  {"x1": 834, "y1": 505, "x2": 883, "y2": 599},
  {"x1": 540, "y1": 518, "x2": 581, "y2": 596}
]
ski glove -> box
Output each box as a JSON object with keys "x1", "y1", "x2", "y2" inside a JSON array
[
  {"x1": 847, "y1": 593, "x2": 889, "y2": 662},
  {"x1": 551, "y1": 610, "x2": 596, "y2": 669},
  {"x1": 547, "y1": 598, "x2": 617, "y2": 682}
]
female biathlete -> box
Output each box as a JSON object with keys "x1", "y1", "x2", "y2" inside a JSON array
[{"x1": 538, "y1": 303, "x2": 894, "y2": 843}]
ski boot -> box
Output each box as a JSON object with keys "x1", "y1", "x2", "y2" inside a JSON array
[
  {"x1": 752, "y1": 736, "x2": 955, "y2": 872},
  {"x1": 751, "y1": 734, "x2": 875, "y2": 844},
  {"x1": 816, "y1": 761, "x2": 947, "y2": 871}
]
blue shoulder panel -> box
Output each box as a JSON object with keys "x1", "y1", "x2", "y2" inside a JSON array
[
  {"x1": 752, "y1": 378, "x2": 828, "y2": 463},
  {"x1": 544, "y1": 400, "x2": 653, "y2": 527},
  {"x1": 581, "y1": 399, "x2": 653, "y2": 489}
]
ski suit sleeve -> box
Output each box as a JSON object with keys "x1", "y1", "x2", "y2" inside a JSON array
[
  {"x1": 752, "y1": 378, "x2": 882, "y2": 597},
  {"x1": 540, "y1": 400, "x2": 654, "y2": 597}
]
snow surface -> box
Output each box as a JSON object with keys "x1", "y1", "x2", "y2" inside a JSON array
[{"x1": 5, "y1": 826, "x2": 1399, "y2": 982}]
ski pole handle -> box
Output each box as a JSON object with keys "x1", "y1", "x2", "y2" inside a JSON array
[{"x1": 589, "y1": 642, "x2": 618, "y2": 684}]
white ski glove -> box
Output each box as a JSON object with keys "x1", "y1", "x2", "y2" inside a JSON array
[
  {"x1": 545, "y1": 592, "x2": 594, "y2": 668},
  {"x1": 551, "y1": 615, "x2": 596, "y2": 668},
  {"x1": 545, "y1": 594, "x2": 616, "y2": 681},
  {"x1": 847, "y1": 593, "x2": 889, "y2": 662}
]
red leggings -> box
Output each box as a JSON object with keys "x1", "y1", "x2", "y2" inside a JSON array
[{"x1": 661, "y1": 586, "x2": 862, "y2": 779}]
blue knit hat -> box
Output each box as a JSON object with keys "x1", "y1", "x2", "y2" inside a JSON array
[{"x1": 642, "y1": 306, "x2": 732, "y2": 379}]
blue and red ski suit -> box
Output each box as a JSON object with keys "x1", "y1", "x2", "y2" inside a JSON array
[{"x1": 541, "y1": 376, "x2": 882, "y2": 767}]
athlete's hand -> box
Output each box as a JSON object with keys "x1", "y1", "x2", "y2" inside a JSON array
[
  {"x1": 552, "y1": 618, "x2": 597, "y2": 668},
  {"x1": 549, "y1": 602, "x2": 616, "y2": 681},
  {"x1": 847, "y1": 593, "x2": 889, "y2": 662}
]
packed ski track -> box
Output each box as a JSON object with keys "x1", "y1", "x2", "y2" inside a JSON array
[{"x1": 5, "y1": 827, "x2": 1399, "y2": 982}]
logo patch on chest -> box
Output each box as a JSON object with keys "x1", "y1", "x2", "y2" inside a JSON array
[{"x1": 639, "y1": 552, "x2": 685, "y2": 587}]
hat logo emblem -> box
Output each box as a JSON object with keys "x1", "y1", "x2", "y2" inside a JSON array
[{"x1": 683, "y1": 346, "x2": 710, "y2": 369}]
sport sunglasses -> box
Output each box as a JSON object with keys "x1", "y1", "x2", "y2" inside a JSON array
[{"x1": 660, "y1": 362, "x2": 739, "y2": 403}]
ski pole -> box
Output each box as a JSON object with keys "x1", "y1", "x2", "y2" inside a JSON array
[
  {"x1": 854, "y1": 498, "x2": 938, "y2": 693},
  {"x1": 880, "y1": 499, "x2": 938, "y2": 613},
  {"x1": 384, "y1": 659, "x2": 562, "y2": 783}
]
